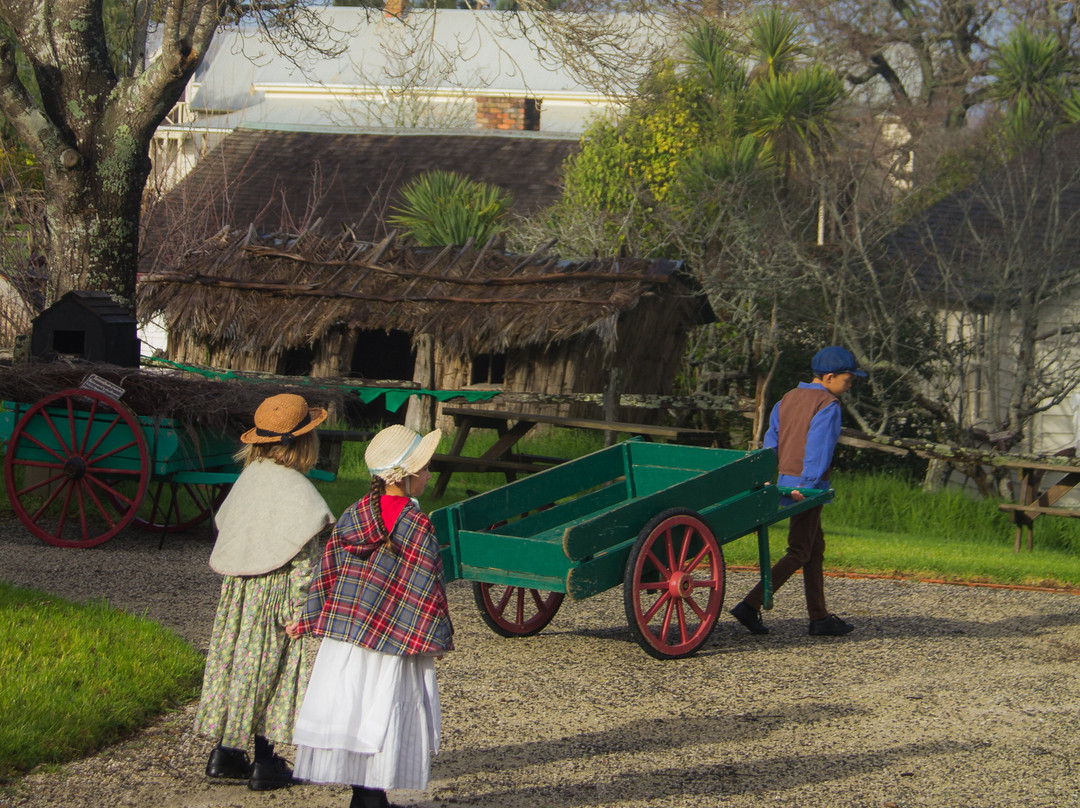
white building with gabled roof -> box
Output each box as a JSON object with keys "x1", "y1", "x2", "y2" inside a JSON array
[{"x1": 149, "y1": 8, "x2": 674, "y2": 192}]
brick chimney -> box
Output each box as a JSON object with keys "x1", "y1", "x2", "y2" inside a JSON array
[{"x1": 476, "y1": 97, "x2": 541, "y2": 131}]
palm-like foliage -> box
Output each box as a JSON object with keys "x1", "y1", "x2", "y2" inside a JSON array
[
  {"x1": 749, "y1": 64, "x2": 845, "y2": 178},
  {"x1": 389, "y1": 170, "x2": 513, "y2": 247},
  {"x1": 990, "y1": 26, "x2": 1077, "y2": 141},
  {"x1": 746, "y1": 7, "x2": 803, "y2": 82},
  {"x1": 680, "y1": 10, "x2": 843, "y2": 186},
  {"x1": 991, "y1": 26, "x2": 1074, "y2": 111},
  {"x1": 682, "y1": 20, "x2": 747, "y2": 98}
]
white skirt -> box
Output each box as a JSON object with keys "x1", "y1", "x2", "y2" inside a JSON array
[{"x1": 292, "y1": 638, "x2": 440, "y2": 790}]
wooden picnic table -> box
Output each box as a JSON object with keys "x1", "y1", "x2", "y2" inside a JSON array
[
  {"x1": 997, "y1": 458, "x2": 1080, "y2": 551},
  {"x1": 430, "y1": 405, "x2": 726, "y2": 498}
]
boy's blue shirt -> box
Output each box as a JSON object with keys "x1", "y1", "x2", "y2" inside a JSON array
[{"x1": 763, "y1": 381, "x2": 841, "y2": 492}]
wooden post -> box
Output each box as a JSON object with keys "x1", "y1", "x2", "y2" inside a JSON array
[
  {"x1": 405, "y1": 334, "x2": 436, "y2": 433},
  {"x1": 602, "y1": 366, "x2": 624, "y2": 446}
]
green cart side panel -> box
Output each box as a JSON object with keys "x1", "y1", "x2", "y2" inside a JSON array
[
  {"x1": 430, "y1": 506, "x2": 461, "y2": 581},
  {"x1": 565, "y1": 487, "x2": 779, "y2": 600},
  {"x1": 454, "y1": 529, "x2": 571, "y2": 580},
  {"x1": 698, "y1": 486, "x2": 780, "y2": 544},
  {"x1": 565, "y1": 540, "x2": 635, "y2": 599},
  {"x1": 145, "y1": 425, "x2": 237, "y2": 476},
  {"x1": 629, "y1": 441, "x2": 756, "y2": 470},
  {"x1": 627, "y1": 442, "x2": 761, "y2": 496},
  {"x1": 458, "y1": 565, "x2": 568, "y2": 593},
  {"x1": 562, "y1": 448, "x2": 777, "y2": 561},
  {"x1": 455, "y1": 443, "x2": 628, "y2": 528},
  {"x1": 490, "y1": 482, "x2": 628, "y2": 539}
]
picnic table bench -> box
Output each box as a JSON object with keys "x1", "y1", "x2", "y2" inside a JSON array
[
  {"x1": 431, "y1": 405, "x2": 726, "y2": 498},
  {"x1": 997, "y1": 457, "x2": 1080, "y2": 551}
]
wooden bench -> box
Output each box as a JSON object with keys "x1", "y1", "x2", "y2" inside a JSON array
[
  {"x1": 432, "y1": 405, "x2": 726, "y2": 498},
  {"x1": 997, "y1": 458, "x2": 1080, "y2": 551},
  {"x1": 430, "y1": 453, "x2": 560, "y2": 476},
  {"x1": 316, "y1": 428, "x2": 374, "y2": 476}
]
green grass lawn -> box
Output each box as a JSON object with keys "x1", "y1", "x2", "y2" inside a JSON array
[{"x1": 0, "y1": 582, "x2": 203, "y2": 783}]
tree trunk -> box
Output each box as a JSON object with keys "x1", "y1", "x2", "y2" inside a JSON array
[
  {"x1": 0, "y1": 0, "x2": 217, "y2": 313},
  {"x1": 44, "y1": 153, "x2": 148, "y2": 308}
]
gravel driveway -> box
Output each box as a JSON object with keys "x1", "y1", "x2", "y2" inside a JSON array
[{"x1": 1, "y1": 518, "x2": 1079, "y2": 808}]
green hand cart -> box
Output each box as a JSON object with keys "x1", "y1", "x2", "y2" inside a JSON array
[
  {"x1": 0, "y1": 387, "x2": 334, "y2": 548},
  {"x1": 432, "y1": 439, "x2": 832, "y2": 659}
]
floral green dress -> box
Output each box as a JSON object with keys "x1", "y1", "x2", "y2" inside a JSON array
[{"x1": 194, "y1": 538, "x2": 319, "y2": 748}]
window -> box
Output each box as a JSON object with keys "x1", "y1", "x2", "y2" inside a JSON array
[
  {"x1": 470, "y1": 353, "x2": 506, "y2": 385},
  {"x1": 52, "y1": 330, "x2": 85, "y2": 355}
]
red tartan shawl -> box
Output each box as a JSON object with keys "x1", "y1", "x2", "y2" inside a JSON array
[{"x1": 297, "y1": 492, "x2": 453, "y2": 655}]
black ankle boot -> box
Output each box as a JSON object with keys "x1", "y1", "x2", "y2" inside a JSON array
[
  {"x1": 205, "y1": 744, "x2": 251, "y2": 780},
  {"x1": 350, "y1": 785, "x2": 389, "y2": 808}
]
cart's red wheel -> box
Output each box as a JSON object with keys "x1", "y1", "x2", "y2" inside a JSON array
[
  {"x1": 4, "y1": 389, "x2": 150, "y2": 548},
  {"x1": 121, "y1": 481, "x2": 230, "y2": 533},
  {"x1": 623, "y1": 507, "x2": 725, "y2": 659},
  {"x1": 473, "y1": 582, "x2": 565, "y2": 637}
]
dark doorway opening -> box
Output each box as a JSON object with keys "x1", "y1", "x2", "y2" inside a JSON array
[
  {"x1": 346, "y1": 329, "x2": 415, "y2": 426},
  {"x1": 279, "y1": 346, "x2": 315, "y2": 376}
]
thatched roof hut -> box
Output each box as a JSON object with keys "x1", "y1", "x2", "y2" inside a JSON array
[{"x1": 138, "y1": 226, "x2": 714, "y2": 422}]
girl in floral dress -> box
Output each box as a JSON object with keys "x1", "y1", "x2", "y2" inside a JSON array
[
  {"x1": 292, "y1": 424, "x2": 453, "y2": 808},
  {"x1": 194, "y1": 393, "x2": 334, "y2": 791}
]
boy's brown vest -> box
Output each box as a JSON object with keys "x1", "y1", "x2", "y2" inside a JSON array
[{"x1": 775, "y1": 386, "x2": 838, "y2": 479}]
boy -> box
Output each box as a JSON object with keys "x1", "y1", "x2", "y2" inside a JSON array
[{"x1": 730, "y1": 346, "x2": 865, "y2": 637}]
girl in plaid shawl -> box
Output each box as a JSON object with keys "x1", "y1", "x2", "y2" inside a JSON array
[{"x1": 293, "y1": 425, "x2": 453, "y2": 808}]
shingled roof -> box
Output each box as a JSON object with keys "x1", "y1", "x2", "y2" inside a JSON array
[
  {"x1": 141, "y1": 126, "x2": 579, "y2": 272},
  {"x1": 137, "y1": 227, "x2": 713, "y2": 358},
  {"x1": 888, "y1": 125, "x2": 1080, "y2": 303}
]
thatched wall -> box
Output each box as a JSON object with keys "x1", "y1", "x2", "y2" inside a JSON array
[{"x1": 138, "y1": 226, "x2": 714, "y2": 422}]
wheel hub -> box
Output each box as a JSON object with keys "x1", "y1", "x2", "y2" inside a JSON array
[
  {"x1": 63, "y1": 456, "x2": 87, "y2": 480},
  {"x1": 668, "y1": 570, "x2": 694, "y2": 598}
]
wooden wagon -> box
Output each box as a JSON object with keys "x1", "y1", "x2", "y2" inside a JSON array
[
  {"x1": 432, "y1": 439, "x2": 832, "y2": 659},
  {"x1": 0, "y1": 384, "x2": 334, "y2": 548}
]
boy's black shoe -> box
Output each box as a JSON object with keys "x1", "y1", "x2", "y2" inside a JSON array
[
  {"x1": 730, "y1": 601, "x2": 769, "y2": 635},
  {"x1": 248, "y1": 753, "x2": 294, "y2": 791},
  {"x1": 205, "y1": 744, "x2": 251, "y2": 781},
  {"x1": 809, "y1": 614, "x2": 854, "y2": 636}
]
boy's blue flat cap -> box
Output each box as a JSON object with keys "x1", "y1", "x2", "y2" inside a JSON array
[{"x1": 812, "y1": 346, "x2": 867, "y2": 377}]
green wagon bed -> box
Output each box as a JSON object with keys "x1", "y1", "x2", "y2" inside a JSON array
[{"x1": 432, "y1": 439, "x2": 832, "y2": 659}]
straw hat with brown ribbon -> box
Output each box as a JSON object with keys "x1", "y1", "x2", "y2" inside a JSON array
[
  {"x1": 241, "y1": 393, "x2": 328, "y2": 445},
  {"x1": 365, "y1": 424, "x2": 441, "y2": 484}
]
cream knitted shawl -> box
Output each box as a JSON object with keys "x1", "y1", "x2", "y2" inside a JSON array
[{"x1": 210, "y1": 458, "x2": 334, "y2": 576}]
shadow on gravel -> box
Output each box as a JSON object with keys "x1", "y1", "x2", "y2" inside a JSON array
[
  {"x1": 451, "y1": 739, "x2": 982, "y2": 807},
  {"x1": 435, "y1": 701, "x2": 869, "y2": 778},
  {"x1": 559, "y1": 605, "x2": 1080, "y2": 658}
]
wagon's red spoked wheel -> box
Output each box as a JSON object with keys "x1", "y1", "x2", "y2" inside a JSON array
[
  {"x1": 123, "y1": 481, "x2": 230, "y2": 533},
  {"x1": 623, "y1": 507, "x2": 725, "y2": 659},
  {"x1": 472, "y1": 502, "x2": 564, "y2": 637},
  {"x1": 473, "y1": 582, "x2": 565, "y2": 637},
  {"x1": 4, "y1": 389, "x2": 150, "y2": 548}
]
